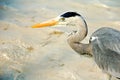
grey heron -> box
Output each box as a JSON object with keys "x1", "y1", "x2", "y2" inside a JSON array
[{"x1": 32, "y1": 12, "x2": 120, "y2": 80}]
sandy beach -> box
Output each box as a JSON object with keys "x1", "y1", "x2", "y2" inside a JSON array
[{"x1": 0, "y1": 0, "x2": 120, "y2": 80}]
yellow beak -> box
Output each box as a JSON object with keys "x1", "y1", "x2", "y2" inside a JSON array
[{"x1": 32, "y1": 19, "x2": 59, "y2": 28}]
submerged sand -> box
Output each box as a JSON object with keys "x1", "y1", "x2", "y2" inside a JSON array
[{"x1": 0, "y1": 0, "x2": 120, "y2": 80}]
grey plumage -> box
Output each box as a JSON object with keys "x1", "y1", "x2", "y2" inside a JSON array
[{"x1": 90, "y1": 27, "x2": 120, "y2": 78}]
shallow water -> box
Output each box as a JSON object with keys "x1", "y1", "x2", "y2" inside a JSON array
[{"x1": 0, "y1": 0, "x2": 120, "y2": 80}]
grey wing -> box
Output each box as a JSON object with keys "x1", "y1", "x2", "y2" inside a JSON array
[
  {"x1": 93, "y1": 27, "x2": 120, "y2": 55},
  {"x1": 102, "y1": 36, "x2": 120, "y2": 55},
  {"x1": 90, "y1": 27, "x2": 120, "y2": 78}
]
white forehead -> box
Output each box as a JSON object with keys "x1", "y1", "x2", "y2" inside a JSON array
[{"x1": 66, "y1": 16, "x2": 80, "y2": 20}]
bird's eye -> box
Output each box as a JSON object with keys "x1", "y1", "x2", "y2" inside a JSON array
[{"x1": 60, "y1": 18, "x2": 65, "y2": 21}]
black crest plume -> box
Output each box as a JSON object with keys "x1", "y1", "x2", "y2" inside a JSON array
[{"x1": 60, "y1": 12, "x2": 81, "y2": 18}]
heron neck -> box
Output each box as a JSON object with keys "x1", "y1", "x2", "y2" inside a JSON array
[
  {"x1": 67, "y1": 20, "x2": 88, "y2": 43},
  {"x1": 67, "y1": 18, "x2": 92, "y2": 56},
  {"x1": 77, "y1": 22, "x2": 88, "y2": 41}
]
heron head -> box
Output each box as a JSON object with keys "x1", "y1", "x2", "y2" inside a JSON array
[{"x1": 32, "y1": 12, "x2": 86, "y2": 29}]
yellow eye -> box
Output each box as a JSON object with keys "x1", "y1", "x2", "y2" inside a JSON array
[{"x1": 60, "y1": 18, "x2": 65, "y2": 21}]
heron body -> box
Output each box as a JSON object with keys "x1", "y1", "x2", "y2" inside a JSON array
[
  {"x1": 90, "y1": 27, "x2": 120, "y2": 78},
  {"x1": 32, "y1": 12, "x2": 120, "y2": 79}
]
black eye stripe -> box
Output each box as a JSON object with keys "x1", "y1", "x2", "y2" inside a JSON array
[{"x1": 60, "y1": 12, "x2": 81, "y2": 18}]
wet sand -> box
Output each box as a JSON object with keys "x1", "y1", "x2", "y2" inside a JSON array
[{"x1": 0, "y1": 0, "x2": 120, "y2": 80}]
